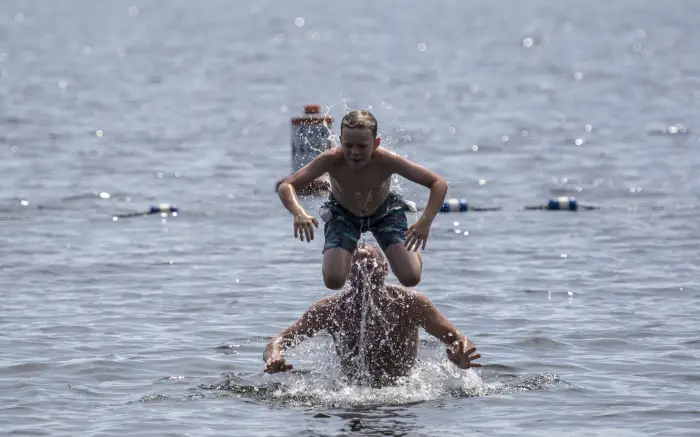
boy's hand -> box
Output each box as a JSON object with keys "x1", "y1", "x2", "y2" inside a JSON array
[
  {"x1": 446, "y1": 339, "x2": 482, "y2": 369},
  {"x1": 404, "y1": 216, "x2": 432, "y2": 251},
  {"x1": 294, "y1": 212, "x2": 318, "y2": 242}
]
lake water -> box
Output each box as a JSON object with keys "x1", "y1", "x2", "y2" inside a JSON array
[{"x1": 1, "y1": 1, "x2": 699, "y2": 435}]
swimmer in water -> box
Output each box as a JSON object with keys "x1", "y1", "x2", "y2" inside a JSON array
[
  {"x1": 277, "y1": 109, "x2": 449, "y2": 290},
  {"x1": 263, "y1": 244, "x2": 481, "y2": 387}
]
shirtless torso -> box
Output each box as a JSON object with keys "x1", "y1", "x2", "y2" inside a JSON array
[{"x1": 325, "y1": 147, "x2": 394, "y2": 217}]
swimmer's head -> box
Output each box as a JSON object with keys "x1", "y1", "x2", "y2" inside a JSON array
[{"x1": 349, "y1": 243, "x2": 388, "y2": 286}]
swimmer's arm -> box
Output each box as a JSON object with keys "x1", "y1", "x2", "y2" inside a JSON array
[
  {"x1": 411, "y1": 291, "x2": 482, "y2": 368},
  {"x1": 263, "y1": 297, "x2": 335, "y2": 362},
  {"x1": 385, "y1": 153, "x2": 448, "y2": 222},
  {"x1": 412, "y1": 292, "x2": 469, "y2": 345},
  {"x1": 278, "y1": 150, "x2": 336, "y2": 216}
]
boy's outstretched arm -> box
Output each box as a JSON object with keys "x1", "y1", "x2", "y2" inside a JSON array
[
  {"x1": 263, "y1": 297, "x2": 335, "y2": 373},
  {"x1": 386, "y1": 153, "x2": 448, "y2": 250},
  {"x1": 278, "y1": 150, "x2": 334, "y2": 242},
  {"x1": 411, "y1": 291, "x2": 482, "y2": 369}
]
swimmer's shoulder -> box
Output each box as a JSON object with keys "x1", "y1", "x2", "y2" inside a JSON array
[
  {"x1": 387, "y1": 284, "x2": 433, "y2": 306},
  {"x1": 386, "y1": 283, "x2": 418, "y2": 300},
  {"x1": 315, "y1": 295, "x2": 339, "y2": 310},
  {"x1": 304, "y1": 295, "x2": 339, "y2": 330}
]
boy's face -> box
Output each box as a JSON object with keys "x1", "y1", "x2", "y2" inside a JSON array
[{"x1": 340, "y1": 127, "x2": 380, "y2": 170}]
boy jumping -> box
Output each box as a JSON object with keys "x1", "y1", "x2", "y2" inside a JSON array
[{"x1": 277, "y1": 109, "x2": 448, "y2": 290}]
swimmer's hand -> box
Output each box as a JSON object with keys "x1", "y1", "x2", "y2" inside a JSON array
[
  {"x1": 293, "y1": 212, "x2": 318, "y2": 242},
  {"x1": 264, "y1": 354, "x2": 294, "y2": 374},
  {"x1": 446, "y1": 339, "x2": 482, "y2": 369},
  {"x1": 405, "y1": 216, "x2": 432, "y2": 251}
]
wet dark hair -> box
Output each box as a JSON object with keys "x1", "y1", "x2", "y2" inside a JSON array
[
  {"x1": 341, "y1": 110, "x2": 378, "y2": 138},
  {"x1": 353, "y1": 243, "x2": 387, "y2": 269}
]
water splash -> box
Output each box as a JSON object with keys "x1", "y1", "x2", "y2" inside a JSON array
[
  {"x1": 199, "y1": 363, "x2": 566, "y2": 408},
  {"x1": 264, "y1": 359, "x2": 484, "y2": 408}
]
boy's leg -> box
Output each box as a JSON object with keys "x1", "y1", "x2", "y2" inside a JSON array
[
  {"x1": 322, "y1": 205, "x2": 360, "y2": 290},
  {"x1": 384, "y1": 243, "x2": 423, "y2": 287},
  {"x1": 370, "y1": 199, "x2": 423, "y2": 287},
  {"x1": 322, "y1": 248, "x2": 354, "y2": 290}
]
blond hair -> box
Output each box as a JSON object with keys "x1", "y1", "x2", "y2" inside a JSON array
[{"x1": 341, "y1": 110, "x2": 378, "y2": 138}]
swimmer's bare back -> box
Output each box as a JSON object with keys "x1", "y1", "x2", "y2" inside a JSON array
[
  {"x1": 264, "y1": 283, "x2": 481, "y2": 384},
  {"x1": 328, "y1": 284, "x2": 421, "y2": 380}
]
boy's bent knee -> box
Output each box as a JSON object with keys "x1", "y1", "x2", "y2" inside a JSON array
[
  {"x1": 396, "y1": 269, "x2": 421, "y2": 288},
  {"x1": 323, "y1": 272, "x2": 347, "y2": 290},
  {"x1": 322, "y1": 247, "x2": 353, "y2": 290}
]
